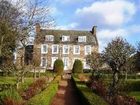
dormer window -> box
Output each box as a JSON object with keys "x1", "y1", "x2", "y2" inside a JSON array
[
  {"x1": 62, "y1": 35, "x2": 70, "y2": 42},
  {"x1": 78, "y1": 36, "x2": 86, "y2": 42},
  {"x1": 45, "y1": 35, "x2": 54, "y2": 41}
]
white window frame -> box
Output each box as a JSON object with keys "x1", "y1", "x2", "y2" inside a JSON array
[
  {"x1": 73, "y1": 45, "x2": 80, "y2": 54},
  {"x1": 62, "y1": 35, "x2": 70, "y2": 42},
  {"x1": 63, "y1": 45, "x2": 69, "y2": 54},
  {"x1": 63, "y1": 57, "x2": 69, "y2": 70},
  {"x1": 83, "y1": 60, "x2": 90, "y2": 69},
  {"x1": 40, "y1": 57, "x2": 47, "y2": 68},
  {"x1": 85, "y1": 45, "x2": 91, "y2": 55},
  {"x1": 45, "y1": 35, "x2": 54, "y2": 41},
  {"x1": 52, "y1": 44, "x2": 59, "y2": 54},
  {"x1": 51, "y1": 57, "x2": 58, "y2": 68},
  {"x1": 78, "y1": 36, "x2": 86, "y2": 42},
  {"x1": 41, "y1": 44, "x2": 48, "y2": 54}
]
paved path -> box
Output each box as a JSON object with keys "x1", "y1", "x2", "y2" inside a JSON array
[{"x1": 51, "y1": 79, "x2": 84, "y2": 105}]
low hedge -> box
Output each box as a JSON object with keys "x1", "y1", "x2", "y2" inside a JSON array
[
  {"x1": 125, "y1": 80, "x2": 140, "y2": 91},
  {"x1": 72, "y1": 77, "x2": 108, "y2": 105},
  {"x1": 26, "y1": 76, "x2": 60, "y2": 105}
]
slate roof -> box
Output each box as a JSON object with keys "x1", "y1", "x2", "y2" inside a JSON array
[{"x1": 36, "y1": 29, "x2": 98, "y2": 45}]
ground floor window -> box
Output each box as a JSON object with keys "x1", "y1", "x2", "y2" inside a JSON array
[
  {"x1": 51, "y1": 57, "x2": 58, "y2": 68},
  {"x1": 41, "y1": 57, "x2": 47, "y2": 68}
]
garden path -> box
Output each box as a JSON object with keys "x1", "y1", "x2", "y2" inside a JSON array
[{"x1": 51, "y1": 78, "x2": 84, "y2": 105}]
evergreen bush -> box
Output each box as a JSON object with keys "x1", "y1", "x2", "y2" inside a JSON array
[
  {"x1": 53, "y1": 59, "x2": 64, "y2": 75},
  {"x1": 72, "y1": 59, "x2": 83, "y2": 73}
]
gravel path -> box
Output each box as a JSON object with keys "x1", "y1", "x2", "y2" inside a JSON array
[{"x1": 51, "y1": 79, "x2": 84, "y2": 105}]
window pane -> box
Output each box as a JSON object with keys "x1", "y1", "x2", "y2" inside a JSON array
[
  {"x1": 41, "y1": 44, "x2": 47, "y2": 54},
  {"x1": 74, "y1": 45, "x2": 80, "y2": 54},
  {"x1": 78, "y1": 36, "x2": 86, "y2": 42},
  {"x1": 52, "y1": 45, "x2": 59, "y2": 54},
  {"x1": 63, "y1": 45, "x2": 69, "y2": 54},
  {"x1": 85, "y1": 45, "x2": 91, "y2": 55},
  {"x1": 45, "y1": 35, "x2": 54, "y2": 41}
]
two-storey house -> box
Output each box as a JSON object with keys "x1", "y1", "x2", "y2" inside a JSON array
[{"x1": 33, "y1": 23, "x2": 98, "y2": 71}]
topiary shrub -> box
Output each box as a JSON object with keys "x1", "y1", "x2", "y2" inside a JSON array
[
  {"x1": 53, "y1": 59, "x2": 64, "y2": 75},
  {"x1": 72, "y1": 59, "x2": 83, "y2": 73}
]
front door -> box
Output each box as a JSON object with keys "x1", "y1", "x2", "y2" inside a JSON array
[{"x1": 63, "y1": 57, "x2": 69, "y2": 70}]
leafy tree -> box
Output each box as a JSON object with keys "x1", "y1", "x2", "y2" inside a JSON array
[
  {"x1": 72, "y1": 59, "x2": 83, "y2": 73},
  {"x1": 53, "y1": 59, "x2": 64, "y2": 75},
  {"x1": 102, "y1": 37, "x2": 135, "y2": 96}
]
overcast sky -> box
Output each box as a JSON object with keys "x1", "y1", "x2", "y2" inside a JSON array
[{"x1": 49, "y1": 0, "x2": 140, "y2": 52}]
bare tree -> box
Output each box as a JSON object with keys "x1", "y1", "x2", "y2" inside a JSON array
[
  {"x1": 0, "y1": 0, "x2": 20, "y2": 66},
  {"x1": 32, "y1": 51, "x2": 41, "y2": 79},
  {"x1": 102, "y1": 37, "x2": 135, "y2": 97},
  {"x1": 86, "y1": 52, "x2": 103, "y2": 76},
  {"x1": 135, "y1": 42, "x2": 140, "y2": 72}
]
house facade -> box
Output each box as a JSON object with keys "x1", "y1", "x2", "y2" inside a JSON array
[{"x1": 33, "y1": 23, "x2": 98, "y2": 71}]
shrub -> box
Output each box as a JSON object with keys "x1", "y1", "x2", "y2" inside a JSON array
[
  {"x1": 90, "y1": 80, "x2": 107, "y2": 98},
  {"x1": 112, "y1": 95, "x2": 137, "y2": 105},
  {"x1": 72, "y1": 59, "x2": 83, "y2": 73},
  {"x1": 22, "y1": 77, "x2": 47, "y2": 100},
  {"x1": 3, "y1": 98, "x2": 24, "y2": 105},
  {"x1": 53, "y1": 59, "x2": 64, "y2": 75},
  {"x1": 0, "y1": 88, "x2": 23, "y2": 105}
]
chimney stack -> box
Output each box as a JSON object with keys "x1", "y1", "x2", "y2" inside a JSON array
[
  {"x1": 35, "y1": 23, "x2": 40, "y2": 34},
  {"x1": 92, "y1": 26, "x2": 97, "y2": 35}
]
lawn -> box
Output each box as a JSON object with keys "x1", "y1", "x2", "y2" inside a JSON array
[{"x1": 0, "y1": 76, "x2": 16, "y2": 85}]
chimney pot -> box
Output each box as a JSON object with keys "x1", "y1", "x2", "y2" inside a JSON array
[
  {"x1": 36, "y1": 23, "x2": 40, "y2": 33},
  {"x1": 92, "y1": 26, "x2": 97, "y2": 35}
]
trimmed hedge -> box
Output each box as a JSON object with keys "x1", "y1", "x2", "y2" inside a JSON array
[
  {"x1": 26, "y1": 76, "x2": 60, "y2": 105},
  {"x1": 125, "y1": 80, "x2": 140, "y2": 91},
  {"x1": 72, "y1": 77, "x2": 108, "y2": 105},
  {"x1": 53, "y1": 59, "x2": 64, "y2": 75},
  {"x1": 72, "y1": 59, "x2": 83, "y2": 73}
]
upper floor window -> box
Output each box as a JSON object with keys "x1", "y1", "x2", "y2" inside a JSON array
[
  {"x1": 41, "y1": 44, "x2": 48, "y2": 54},
  {"x1": 62, "y1": 35, "x2": 70, "y2": 42},
  {"x1": 63, "y1": 45, "x2": 69, "y2": 54},
  {"x1": 73, "y1": 45, "x2": 80, "y2": 54},
  {"x1": 45, "y1": 35, "x2": 54, "y2": 41},
  {"x1": 85, "y1": 45, "x2": 91, "y2": 55},
  {"x1": 78, "y1": 36, "x2": 86, "y2": 42},
  {"x1": 52, "y1": 45, "x2": 59, "y2": 54}
]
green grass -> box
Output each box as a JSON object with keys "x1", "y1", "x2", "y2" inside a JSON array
[
  {"x1": 128, "y1": 92, "x2": 140, "y2": 102},
  {"x1": 18, "y1": 78, "x2": 33, "y2": 93},
  {"x1": 0, "y1": 76, "x2": 16, "y2": 85}
]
